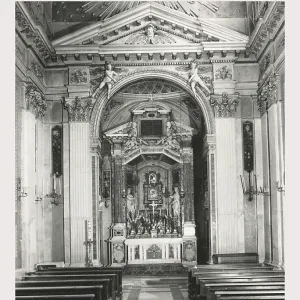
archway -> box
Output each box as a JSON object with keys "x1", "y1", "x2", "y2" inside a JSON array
[{"x1": 91, "y1": 71, "x2": 216, "y2": 265}]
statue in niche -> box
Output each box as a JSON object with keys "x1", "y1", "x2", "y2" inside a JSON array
[
  {"x1": 125, "y1": 23, "x2": 177, "y2": 45},
  {"x1": 175, "y1": 62, "x2": 212, "y2": 97},
  {"x1": 170, "y1": 186, "x2": 180, "y2": 218},
  {"x1": 126, "y1": 187, "x2": 136, "y2": 217}
]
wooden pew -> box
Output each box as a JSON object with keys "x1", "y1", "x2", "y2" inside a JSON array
[
  {"x1": 218, "y1": 296, "x2": 285, "y2": 300},
  {"x1": 212, "y1": 290, "x2": 285, "y2": 300},
  {"x1": 37, "y1": 267, "x2": 123, "y2": 293},
  {"x1": 30, "y1": 269, "x2": 122, "y2": 292},
  {"x1": 23, "y1": 274, "x2": 119, "y2": 299},
  {"x1": 190, "y1": 270, "x2": 284, "y2": 298},
  {"x1": 16, "y1": 279, "x2": 112, "y2": 300},
  {"x1": 16, "y1": 295, "x2": 95, "y2": 300},
  {"x1": 199, "y1": 277, "x2": 285, "y2": 297},
  {"x1": 205, "y1": 285, "x2": 285, "y2": 299},
  {"x1": 15, "y1": 286, "x2": 104, "y2": 300}
]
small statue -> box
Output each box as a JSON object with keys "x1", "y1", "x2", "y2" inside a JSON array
[
  {"x1": 123, "y1": 136, "x2": 138, "y2": 153},
  {"x1": 189, "y1": 61, "x2": 211, "y2": 97},
  {"x1": 170, "y1": 187, "x2": 180, "y2": 218},
  {"x1": 126, "y1": 187, "x2": 136, "y2": 217},
  {"x1": 92, "y1": 63, "x2": 118, "y2": 99}
]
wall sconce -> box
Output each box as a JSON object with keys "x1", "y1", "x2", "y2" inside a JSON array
[
  {"x1": 240, "y1": 172, "x2": 269, "y2": 201},
  {"x1": 45, "y1": 192, "x2": 61, "y2": 206},
  {"x1": 276, "y1": 181, "x2": 285, "y2": 193},
  {"x1": 17, "y1": 178, "x2": 28, "y2": 201}
]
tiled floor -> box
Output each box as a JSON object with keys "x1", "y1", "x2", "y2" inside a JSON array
[{"x1": 122, "y1": 276, "x2": 188, "y2": 300}]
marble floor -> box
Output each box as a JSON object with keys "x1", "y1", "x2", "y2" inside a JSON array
[{"x1": 122, "y1": 276, "x2": 188, "y2": 300}]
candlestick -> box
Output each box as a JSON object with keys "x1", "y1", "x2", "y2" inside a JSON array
[{"x1": 53, "y1": 174, "x2": 56, "y2": 192}]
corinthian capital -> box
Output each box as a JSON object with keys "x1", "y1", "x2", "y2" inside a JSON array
[
  {"x1": 25, "y1": 84, "x2": 47, "y2": 118},
  {"x1": 63, "y1": 97, "x2": 94, "y2": 122},
  {"x1": 210, "y1": 92, "x2": 239, "y2": 118}
]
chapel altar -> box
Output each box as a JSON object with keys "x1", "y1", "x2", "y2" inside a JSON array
[{"x1": 104, "y1": 102, "x2": 197, "y2": 266}]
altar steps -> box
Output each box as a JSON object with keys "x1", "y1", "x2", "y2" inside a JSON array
[{"x1": 122, "y1": 263, "x2": 188, "y2": 276}]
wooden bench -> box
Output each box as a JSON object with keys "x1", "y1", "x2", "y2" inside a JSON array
[
  {"x1": 199, "y1": 277, "x2": 285, "y2": 297},
  {"x1": 38, "y1": 267, "x2": 123, "y2": 293},
  {"x1": 218, "y1": 296, "x2": 285, "y2": 299},
  {"x1": 212, "y1": 253, "x2": 259, "y2": 264},
  {"x1": 16, "y1": 279, "x2": 112, "y2": 300},
  {"x1": 31, "y1": 269, "x2": 122, "y2": 291},
  {"x1": 23, "y1": 274, "x2": 119, "y2": 299},
  {"x1": 212, "y1": 290, "x2": 285, "y2": 300},
  {"x1": 16, "y1": 295, "x2": 95, "y2": 300},
  {"x1": 15, "y1": 286, "x2": 104, "y2": 300},
  {"x1": 190, "y1": 270, "x2": 284, "y2": 298},
  {"x1": 205, "y1": 285, "x2": 285, "y2": 299}
]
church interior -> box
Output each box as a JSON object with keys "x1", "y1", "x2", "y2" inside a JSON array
[{"x1": 15, "y1": 1, "x2": 286, "y2": 299}]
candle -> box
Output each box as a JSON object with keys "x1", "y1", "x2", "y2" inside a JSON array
[
  {"x1": 53, "y1": 174, "x2": 56, "y2": 192},
  {"x1": 254, "y1": 175, "x2": 258, "y2": 193},
  {"x1": 58, "y1": 176, "x2": 61, "y2": 195}
]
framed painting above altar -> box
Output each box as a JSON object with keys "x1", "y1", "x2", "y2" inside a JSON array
[{"x1": 143, "y1": 172, "x2": 163, "y2": 204}]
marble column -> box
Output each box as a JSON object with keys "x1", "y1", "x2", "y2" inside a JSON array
[
  {"x1": 181, "y1": 142, "x2": 197, "y2": 266},
  {"x1": 110, "y1": 149, "x2": 126, "y2": 266},
  {"x1": 210, "y1": 92, "x2": 242, "y2": 253},
  {"x1": 64, "y1": 97, "x2": 94, "y2": 266},
  {"x1": 203, "y1": 134, "x2": 217, "y2": 264},
  {"x1": 90, "y1": 137, "x2": 102, "y2": 265}
]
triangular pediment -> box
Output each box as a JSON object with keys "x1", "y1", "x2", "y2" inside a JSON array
[{"x1": 52, "y1": 2, "x2": 248, "y2": 52}]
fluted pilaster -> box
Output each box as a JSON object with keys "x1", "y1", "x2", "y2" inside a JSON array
[{"x1": 69, "y1": 122, "x2": 93, "y2": 265}]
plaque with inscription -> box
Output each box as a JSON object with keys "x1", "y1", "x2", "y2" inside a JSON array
[{"x1": 141, "y1": 120, "x2": 162, "y2": 136}]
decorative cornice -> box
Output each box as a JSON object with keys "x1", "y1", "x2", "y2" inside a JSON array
[
  {"x1": 210, "y1": 92, "x2": 239, "y2": 118},
  {"x1": 15, "y1": 3, "x2": 54, "y2": 63},
  {"x1": 25, "y1": 84, "x2": 48, "y2": 118},
  {"x1": 257, "y1": 75, "x2": 278, "y2": 115},
  {"x1": 248, "y1": 2, "x2": 285, "y2": 57},
  {"x1": 63, "y1": 97, "x2": 94, "y2": 122}
]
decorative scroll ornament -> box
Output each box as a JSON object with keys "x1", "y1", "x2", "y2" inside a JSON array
[
  {"x1": 210, "y1": 92, "x2": 239, "y2": 117},
  {"x1": 70, "y1": 69, "x2": 88, "y2": 84},
  {"x1": 257, "y1": 76, "x2": 278, "y2": 114},
  {"x1": 125, "y1": 24, "x2": 177, "y2": 45},
  {"x1": 63, "y1": 97, "x2": 94, "y2": 122},
  {"x1": 25, "y1": 85, "x2": 47, "y2": 118},
  {"x1": 215, "y1": 66, "x2": 233, "y2": 80},
  {"x1": 30, "y1": 61, "x2": 43, "y2": 81}
]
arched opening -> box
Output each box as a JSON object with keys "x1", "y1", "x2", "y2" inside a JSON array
[{"x1": 93, "y1": 74, "x2": 214, "y2": 266}]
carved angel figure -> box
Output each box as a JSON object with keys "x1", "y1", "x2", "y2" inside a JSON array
[
  {"x1": 176, "y1": 62, "x2": 212, "y2": 97},
  {"x1": 156, "y1": 121, "x2": 181, "y2": 152},
  {"x1": 125, "y1": 23, "x2": 177, "y2": 45}
]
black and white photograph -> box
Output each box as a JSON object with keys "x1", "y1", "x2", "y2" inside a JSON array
[{"x1": 12, "y1": 1, "x2": 290, "y2": 299}]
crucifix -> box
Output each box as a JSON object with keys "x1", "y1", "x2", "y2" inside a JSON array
[{"x1": 149, "y1": 200, "x2": 158, "y2": 224}]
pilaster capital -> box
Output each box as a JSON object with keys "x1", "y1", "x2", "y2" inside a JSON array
[
  {"x1": 210, "y1": 92, "x2": 240, "y2": 118},
  {"x1": 257, "y1": 74, "x2": 279, "y2": 115},
  {"x1": 63, "y1": 96, "x2": 94, "y2": 122},
  {"x1": 25, "y1": 83, "x2": 48, "y2": 119}
]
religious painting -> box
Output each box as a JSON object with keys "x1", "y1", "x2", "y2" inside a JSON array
[{"x1": 143, "y1": 172, "x2": 163, "y2": 204}]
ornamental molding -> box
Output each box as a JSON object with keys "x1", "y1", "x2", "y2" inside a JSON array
[
  {"x1": 248, "y1": 2, "x2": 285, "y2": 58},
  {"x1": 259, "y1": 52, "x2": 272, "y2": 78},
  {"x1": 210, "y1": 92, "x2": 239, "y2": 118},
  {"x1": 15, "y1": 2, "x2": 54, "y2": 63},
  {"x1": 30, "y1": 61, "x2": 44, "y2": 82},
  {"x1": 70, "y1": 69, "x2": 88, "y2": 84},
  {"x1": 257, "y1": 75, "x2": 278, "y2": 115},
  {"x1": 63, "y1": 97, "x2": 94, "y2": 122},
  {"x1": 214, "y1": 65, "x2": 233, "y2": 80},
  {"x1": 52, "y1": 2, "x2": 248, "y2": 48},
  {"x1": 90, "y1": 69, "x2": 215, "y2": 138},
  {"x1": 25, "y1": 84, "x2": 47, "y2": 118}
]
